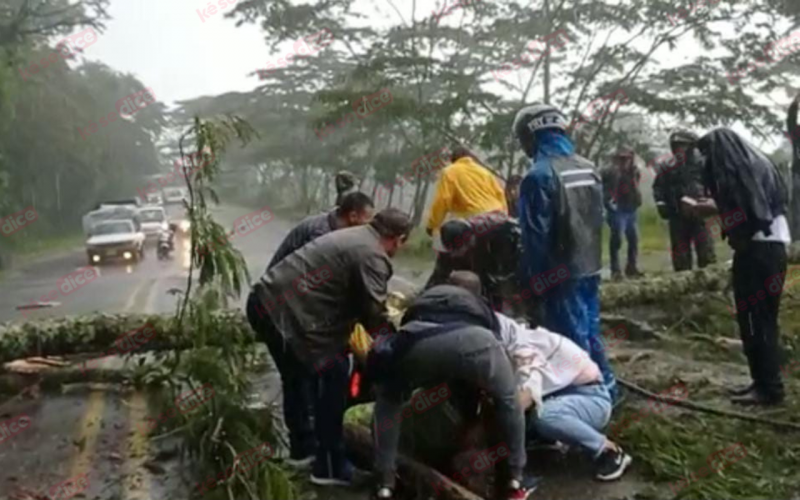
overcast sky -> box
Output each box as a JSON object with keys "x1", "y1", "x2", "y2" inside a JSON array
[
  {"x1": 86, "y1": 0, "x2": 269, "y2": 105},
  {"x1": 77, "y1": 0, "x2": 793, "y2": 152}
]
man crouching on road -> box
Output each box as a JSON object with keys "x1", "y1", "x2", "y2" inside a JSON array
[
  {"x1": 246, "y1": 208, "x2": 411, "y2": 486},
  {"x1": 367, "y1": 281, "x2": 532, "y2": 500},
  {"x1": 450, "y1": 270, "x2": 633, "y2": 482}
]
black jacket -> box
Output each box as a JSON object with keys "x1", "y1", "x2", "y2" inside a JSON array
[
  {"x1": 652, "y1": 148, "x2": 707, "y2": 219},
  {"x1": 698, "y1": 128, "x2": 788, "y2": 249},
  {"x1": 267, "y1": 211, "x2": 338, "y2": 270},
  {"x1": 368, "y1": 285, "x2": 500, "y2": 382}
]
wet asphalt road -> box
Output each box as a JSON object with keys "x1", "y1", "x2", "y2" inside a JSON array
[
  {"x1": 0, "y1": 206, "x2": 299, "y2": 324},
  {"x1": 0, "y1": 206, "x2": 425, "y2": 500}
]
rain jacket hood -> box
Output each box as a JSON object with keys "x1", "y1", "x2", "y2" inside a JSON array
[{"x1": 698, "y1": 128, "x2": 788, "y2": 248}]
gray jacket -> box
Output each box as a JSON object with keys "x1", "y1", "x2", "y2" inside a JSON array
[{"x1": 254, "y1": 225, "x2": 392, "y2": 366}]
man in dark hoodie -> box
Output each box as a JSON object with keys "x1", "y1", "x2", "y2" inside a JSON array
[
  {"x1": 694, "y1": 128, "x2": 790, "y2": 406},
  {"x1": 786, "y1": 92, "x2": 800, "y2": 240},
  {"x1": 368, "y1": 283, "x2": 532, "y2": 500}
]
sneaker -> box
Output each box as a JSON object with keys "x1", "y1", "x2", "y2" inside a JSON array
[
  {"x1": 310, "y1": 456, "x2": 354, "y2": 486},
  {"x1": 595, "y1": 447, "x2": 632, "y2": 481},
  {"x1": 505, "y1": 476, "x2": 540, "y2": 500},
  {"x1": 285, "y1": 454, "x2": 315, "y2": 468},
  {"x1": 611, "y1": 271, "x2": 624, "y2": 282},
  {"x1": 372, "y1": 485, "x2": 394, "y2": 499}
]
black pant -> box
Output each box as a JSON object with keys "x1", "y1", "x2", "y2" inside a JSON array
[
  {"x1": 246, "y1": 292, "x2": 316, "y2": 459},
  {"x1": 246, "y1": 292, "x2": 351, "y2": 468},
  {"x1": 732, "y1": 242, "x2": 786, "y2": 400},
  {"x1": 668, "y1": 216, "x2": 716, "y2": 271}
]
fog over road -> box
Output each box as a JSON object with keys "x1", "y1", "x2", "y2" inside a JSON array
[{"x1": 0, "y1": 206, "x2": 298, "y2": 324}]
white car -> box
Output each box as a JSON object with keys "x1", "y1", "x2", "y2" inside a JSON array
[
  {"x1": 163, "y1": 187, "x2": 188, "y2": 205},
  {"x1": 86, "y1": 220, "x2": 145, "y2": 265},
  {"x1": 145, "y1": 193, "x2": 163, "y2": 205},
  {"x1": 138, "y1": 206, "x2": 169, "y2": 241}
]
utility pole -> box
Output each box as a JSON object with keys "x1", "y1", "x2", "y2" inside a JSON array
[{"x1": 543, "y1": 0, "x2": 551, "y2": 104}]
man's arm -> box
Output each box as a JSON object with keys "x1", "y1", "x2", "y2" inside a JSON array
[
  {"x1": 355, "y1": 254, "x2": 395, "y2": 336},
  {"x1": 599, "y1": 167, "x2": 617, "y2": 212},
  {"x1": 426, "y1": 169, "x2": 453, "y2": 233},
  {"x1": 652, "y1": 163, "x2": 671, "y2": 219},
  {"x1": 518, "y1": 169, "x2": 555, "y2": 281}
]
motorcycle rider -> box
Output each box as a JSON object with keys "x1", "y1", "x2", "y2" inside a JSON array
[
  {"x1": 157, "y1": 226, "x2": 175, "y2": 258},
  {"x1": 653, "y1": 129, "x2": 717, "y2": 271},
  {"x1": 512, "y1": 103, "x2": 617, "y2": 401}
]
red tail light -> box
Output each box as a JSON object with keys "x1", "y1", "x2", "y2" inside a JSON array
[{"x1": 350, "y1": 371, "x2": 361, "y2": 399}]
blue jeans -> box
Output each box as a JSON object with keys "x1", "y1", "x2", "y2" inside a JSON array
[
  {"x1": 543, "y1": 276, "x2": 618, "y2": 400},
  {"x1": 607, "y1": 210, "x2": 639, "y2": 274},
  {"x1": 528, "y1": 383, "x2": 612, "y2": 457}
]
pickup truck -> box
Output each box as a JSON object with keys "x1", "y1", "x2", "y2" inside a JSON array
[
  {"x1": 86, "y1": 220, "x2": 145, "y2": 265},
  {"x1": 138, "y1": 206, "x2": 169, "y2": 241}
]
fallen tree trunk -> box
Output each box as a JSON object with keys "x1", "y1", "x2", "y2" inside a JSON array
[
  {"x1": 600, "y1": 264, "x2": 731, "y2": 309},
  {"x1": 0, "y1": 312, "x2": 253, "y2": 364}
]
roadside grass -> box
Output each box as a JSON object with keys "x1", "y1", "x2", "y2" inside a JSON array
[{"x1": 0, "y1": 232, "x2": 84, "y2": 278}]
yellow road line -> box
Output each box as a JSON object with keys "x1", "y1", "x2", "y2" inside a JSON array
[
  {"x1": 122, "y1": 391, "x2": 151, "y2": 500},
  {"x1": 68, "y1": 390, "x2": 106, "y2": 481}
]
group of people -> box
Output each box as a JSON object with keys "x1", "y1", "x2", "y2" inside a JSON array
[{"x1": 245, "y1": 99, "x2": 793, "y2": 500}]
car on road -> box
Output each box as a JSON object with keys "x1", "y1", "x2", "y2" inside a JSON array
[
  {"x1": 144, "y1": 193, "x2": 163, "y2": 205},
  {"x1": 163, "y1": 187, "x2": 188, "y2": 206},
  {"x1": 82, "y1": 206, "x2": 142, "y2": 236},
  {"x1": 138, "y1": 206, "x2": 169, "y2": 242},
  {"x1": 86, "y1": 220, "x2": 145, "y2": 265}
]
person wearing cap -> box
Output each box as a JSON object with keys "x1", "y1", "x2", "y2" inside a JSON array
[
  {"x1": 511, "y1": 103, "x2": 618, "y2": 402},
  {"x1": 335, "y1": 170, "x2": 359, "y2": 206},
  {"x1": 600, "y1": 147, "x2": 643, "y2": 281},
  {"x1": 693, "y1": 128, "x2": 790, "y2": 406},
  {"x1": 652, "y1": 130, "x2": 717, "y2": 271},
  {"x1": 246, "y1": 209, "x2": 411, "y2": 485}
]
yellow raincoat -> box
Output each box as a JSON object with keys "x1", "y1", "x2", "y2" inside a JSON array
[{"x1": 425, "y1": 157, "x2": 508, "y2": 232}]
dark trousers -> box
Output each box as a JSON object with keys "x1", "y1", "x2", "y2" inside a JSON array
[
  {"x1": 732, "y1": 242, "x2": 786, "y2": 400},
  {"x1": 246, "y1": 292, "x2": 317, "y2": 459},
  {"x1": 607, "y1": 210, "x2": 639, "y2": 273},
  {"x1": 246, "y1": 292, "x2": 352, "y2": 468},
  {"x1": 668, "y1": 216, "x2": 716, "y2": 271},
  {"x1": 373, "y1": 326, "x2": 526, "y2": 487}
]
